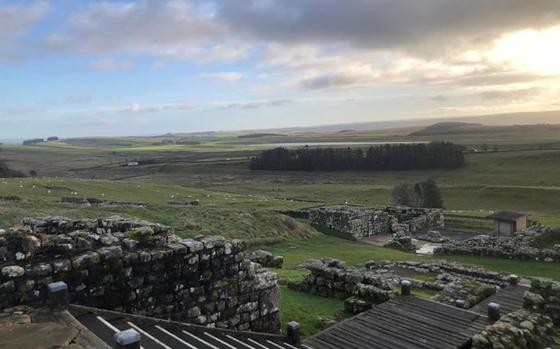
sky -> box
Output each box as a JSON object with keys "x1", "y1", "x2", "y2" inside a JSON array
[{"x1": 1, "y1": 0, "x2": 560, "y2": 138}]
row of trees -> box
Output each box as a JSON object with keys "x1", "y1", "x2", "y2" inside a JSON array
[
  {"x1": 250, "y1": 142, "x2": 464, "y2": 171},
  {"x1": 391, "y1": 179, "x2": 444, "y2": 208}
]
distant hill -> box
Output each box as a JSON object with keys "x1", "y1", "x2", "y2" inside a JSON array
[
  {"x1": 237, "y1": 133, "x2": 281, "y2": 139},
  {"x1": 410, "y1": 122, "x2": 486, "y2": 136},
  {"x1": 410, "y1": 122, "x2": 560, "y2": 136},
  {"x1": 248, "y1": 110, "x2": 560, "y2": 134}
]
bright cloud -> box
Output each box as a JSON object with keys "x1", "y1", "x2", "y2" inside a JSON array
[{"x1": 490, "y1": 25, "x2": 560, "y2": 75}]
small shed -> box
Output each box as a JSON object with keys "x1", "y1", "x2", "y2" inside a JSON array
[{"x1": 487, "y1": 211, "x2": 527, "y2": 236}]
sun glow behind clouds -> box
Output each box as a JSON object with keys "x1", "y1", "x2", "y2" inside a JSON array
[{"x1": 490, "y1": 26, "x2": 560, "y2": 75}]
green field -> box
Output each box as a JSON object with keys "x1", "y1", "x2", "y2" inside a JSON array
[{"x1": 2, "y1": 124, "x2": 560, "y2": 337}]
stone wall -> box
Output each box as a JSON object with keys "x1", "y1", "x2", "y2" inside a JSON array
[
  {"x1": 0, "y1": 216, "x2": 280, "y2": 333},
  {"x1": 307, "y1": 206, "x2": 443, "y2": 239},
  {"x1": 434, "y1": 224, "x2": 560, "y2": 263}
]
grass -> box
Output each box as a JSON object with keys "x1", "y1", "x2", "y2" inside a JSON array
[
  {"x1": 438, "y1": 254, "x2": 560, "y2": 281},
  {"x1": 280, "y1": 286, "x2": 347, "y2": 338},
  {"x1": 262, "y1": 234, "x2": 416, "y2": 269},
  {"x1": 258, "y1": 233, "x2": 560, "y2": 281}
]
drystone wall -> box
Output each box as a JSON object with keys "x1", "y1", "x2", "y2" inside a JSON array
[
  {"x1": 289, "y1": 259, "x2": 513, "y2": 312},
  {"x1": 0, "y1": 216, "x2": 281, "y2": 333},
  {"x1": 435, "y1": 224, "x2": 560, "y2": 263},
  {"x1": 307, "y1": 206, "x2": 443, "y2": 239},
  {"x1": 61, "y1": 197, "x2": 150, "y2": 208}
]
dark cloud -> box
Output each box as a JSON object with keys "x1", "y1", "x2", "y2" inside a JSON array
[
  {"x1": 44, "y1": 0, "x2": 560, "y2": 59},
  {"x1": 216, "y1": 0, "x2": 560, "y2": 53},
  {"x1": 301, "y1": 71, "x2": 378, "y2": 90}
]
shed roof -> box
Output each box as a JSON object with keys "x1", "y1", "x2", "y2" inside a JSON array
[{"x1": 487, "y1": 211, "x2": 527, "y2": 222}]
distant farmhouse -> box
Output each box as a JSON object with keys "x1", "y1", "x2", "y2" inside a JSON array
[{"x1": 487, "y1": 211, "x2": 528, "y2": 236}]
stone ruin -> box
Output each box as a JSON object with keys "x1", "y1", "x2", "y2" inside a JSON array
[
  {"x1": 307, "y1": 205, "x2": 444, "y2": 240},
  {"x1": 471, "y1": 278, "x2": 560, "y2": 348},
  {"x1": 288, "y1": 258, "x2": 515, "y2": 314},
  {"x1": 291, "y1": 257, "x2": 560, "y2": 348},
  {"x1": 0, "y1": 216, "x2": 281, "y2": 333},
  {"x1": 435, "y1": 223, "x2": 560, "y2": 263}
]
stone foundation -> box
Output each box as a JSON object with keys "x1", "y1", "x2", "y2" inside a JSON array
[
  {"x1": 0, "y1": 216, "x2": 281, "y2": 333},
  {"x1": 435, "y1": 224, "x2": 560, "y2": 263},
  {"x1": 289, "y1": 259, "x2": 510, "y2": 311}
]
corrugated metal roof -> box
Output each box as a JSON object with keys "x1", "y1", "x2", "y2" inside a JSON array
[{"x1": 303, "y1": 296, "x2": 489, "y2": 349}]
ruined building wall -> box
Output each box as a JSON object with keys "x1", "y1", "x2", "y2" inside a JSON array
[
  {"x1": 308, "y1": 206, "x2": 444, "y2": 239},
  {"x1": 0, "y1": 217, "x2": 280, "y2": 333}
]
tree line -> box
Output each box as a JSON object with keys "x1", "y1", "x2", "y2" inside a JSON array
[{"x1": 250, "y1": 142, "x2": 465, "y2": 171}]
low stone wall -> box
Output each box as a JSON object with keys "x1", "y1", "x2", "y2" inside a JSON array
[
  {"x1": 308, "y1": 206, "x2": 443, "y2": 239},
  {"x1": 60, "y1": 197, "x2": 150, "y2": 208},
  {"x1": 0, "y1": 196, "x2": 21, "y2": 202},
  {"x1": 0, "y1": 216, "x2": 280, "y2": 333},
  {"x1": 288, "y1": 259, "x2": 395, "y2": 300},
  {"x1": 434, "y1": 224, "x2": 560, "y2": 263},
  {"x1": 289, "y1": 259, "x2": 510, "y2": 311}
]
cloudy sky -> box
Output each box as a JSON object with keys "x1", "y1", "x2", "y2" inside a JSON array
[{"x1": 1, "y1": 0, "x2": 560, "y2": 138}]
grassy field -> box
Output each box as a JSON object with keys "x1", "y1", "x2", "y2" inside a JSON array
[
  {"x1": 261, "y1": 234, "x2": 560, "y2": 281},
  {"x1": 2, "y1": 125, "x2": 560, "y2": 338}
]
